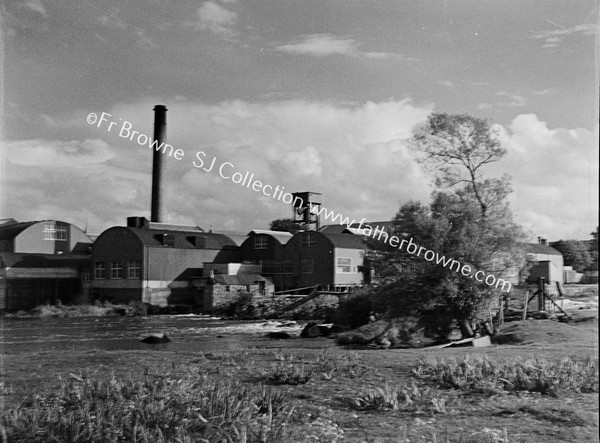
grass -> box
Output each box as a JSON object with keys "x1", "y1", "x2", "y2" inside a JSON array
[
  {"x1": 413, "y1": 354, "x2": 599, "y2": 396},
  {"x1": 1, "y1": 369, "x2": 295, "y2": 442},
  {"x1": 2, "y1": 316, "x2": 598, "y2": 442}
]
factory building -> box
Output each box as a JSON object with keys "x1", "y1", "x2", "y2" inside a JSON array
[
  {"x1": 91, "y1": 217, "x2": 242, "y2": 306},
  {"x1": 0, "y1": 219, "x2": 93, "y2": 311},
  {"x1": 239, "y1": 230, "x2": 367, "y2": 291}
]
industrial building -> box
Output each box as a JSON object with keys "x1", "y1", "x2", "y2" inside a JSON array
[
  {"x1": 91, "y1": 216, "x2": 241, "y2": 306},
  {"x1": 0, "y1": 219, "x2": 93, "y2": 311}
]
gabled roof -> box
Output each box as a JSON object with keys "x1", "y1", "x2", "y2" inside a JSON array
[
  {"x1": 526, "y1": 243, "x2": 562, "y2": 256},
  {"x1": 127, "y1": 227, "x2": 238, "y2": 249},
  {"x1": 320, "y1": 220, "x2": 395, "y2": 235},
  {"x1": 247, "y1": 229, "x2": 293, "y2": 245},
  {"x1": 322, "y1": 232, "x2": 366, "y2": 249},
  {"x1": 147, "y1": 222, "x2": 204, "y2": 232}
]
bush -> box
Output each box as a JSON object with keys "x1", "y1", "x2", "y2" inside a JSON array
[{"x1": 333, "y1": 289, "x2": 376, "y2": 329}]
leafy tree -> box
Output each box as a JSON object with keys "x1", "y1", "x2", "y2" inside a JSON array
[
  {"x1": 372, "y1": 113, "x2": 526, "y2": 337},
  {"x1": 269, "y1": 218, "x2": 299, "y2": 234},
  {"x1": 551, "y1": 240, "x2": 594, "y2": 272}
]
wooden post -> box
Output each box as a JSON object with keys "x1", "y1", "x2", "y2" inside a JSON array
[
  {"x1": 499, "y1": 298, "x2": 505, "y2": 327},
  {"x1": 522, "y1": 290, "x2": 529, "y2": 321},
  {"x1": 538, "y1": 277, "x2": 545, "y2": 311}
]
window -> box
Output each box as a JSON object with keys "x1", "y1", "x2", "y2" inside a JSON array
[
  {"x1": 336, "y1": 257, "x2": 352, "y2": 273},
  {"x1": 111, "y1": 261, "x2": 123, "y2": 279},
  {"x1": 128, "y1": 261, "x2": 140, "y2": 278},
  {"x1": 261, "y1": 259, "x2": 292, "y2": 274},
  {"x1": 43, "y1": 223, "x2": 67, "y2": 241},
  {"x1": 225, "y1": 285, "x2": 231, "y2": 292},
  {"x1": 94, "y1": 262, "x2": 106, "y2": 279},
  {"x1": 254, "y1": 236, "x2": 268, "y2": 249},
  {"x1": 81, "y1": 268, "x2": 92, "y2": 282},
  {"x1": 301, "y1": 233, "x2": 315, "y2": 247},
  {"x1": 301, "y1": 258, "x2": 313, "y2": 274}
]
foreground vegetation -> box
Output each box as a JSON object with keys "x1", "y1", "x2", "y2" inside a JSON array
[{"x1": 2, "y1": 349, "x2": 597, "y2": 442}]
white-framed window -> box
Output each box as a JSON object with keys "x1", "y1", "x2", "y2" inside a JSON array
[
  {"x1": 111, "y1": 261, "x2": 123, "y2": 279},
  {"x1": 43, "y1": 223, "x2": 67, "y2": 241},
  {"x1": 94, "y1": 262, "x2": 106, "y2": 279},
  {"x1": 336, "y1": 257, "x2": 352, "y2": 273},
  {"x1": 301, "y1": 232, "x2": 315, "y2": 247},
  {"x1": 301, "y1": 258, "x2": 313, "y2": 274},
  {"x1": 128, "y1": 261, "x2": 140, "y2": 278},
  {"x1": 254, "y1": 236, "x2": 268, "y2": 249}
]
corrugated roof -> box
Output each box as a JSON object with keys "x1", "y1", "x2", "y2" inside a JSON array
[
  {"x1": 0, "y1": 252, "x2": 91, "y2": 268},
  {"x1": 213, "y1": 274, "x2": 268, "y2": 285},
  {"x1": 0, "y1": 221, "x2": 38, "y2": 241},
  {"x1": 320, "y1": 220, "x2": 395, "y2": 234},
  {"x1": 147, "y1": 222, "x2": 204, "y2": 232},
  {"x1": 127, "y1": 227, "x2": 238, "y2": 249},
  {"x1": 527, "y1": 243, "x2": 562, "y2": 256},
  {"x1": 211, "y1": 231, "x2": 249, "y2": 246},
  {"x1": 248, "y1": 229, "x2": 293, "y2": 245},
  {"x1": 322, "y1": 232, "x2": 366, "y2": 249}
]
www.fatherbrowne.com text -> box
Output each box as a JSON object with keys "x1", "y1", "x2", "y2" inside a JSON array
[
  {"x1": 307, "y1": 203, "x2": 513, "y2": 293},
  {"x1": 88, "y1": 110, "x2": 512, "y2": 293}
]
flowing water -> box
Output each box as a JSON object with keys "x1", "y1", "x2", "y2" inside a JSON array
[{"x1": 0, "y1": 315, "x2": 305, "y2": 355}]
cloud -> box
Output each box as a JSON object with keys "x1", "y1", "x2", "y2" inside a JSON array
[
  {"x1": 275, "y1": 34, "x2": 397, "y2": 59},
  {"x1": 478, "y1": 92, "x2": 527, "y2": 110},
  {"x1": 191, "y1": 1, "x2": 238, "y2": 38},
  {"x1": 532, "y1": 23, "x2": 599, "y2": 49},
  {"x1": 437, "y1": 80, "x2": 455, "y2": 89},
  {"x1": 2, "y1": 99, "x2": 433, "y2": 233},
  {"x1": 496, "y1": 114, "x2": 599, "y2": 240},
  {"x1": 22, "y1": 0, "x2": 47, "y2": 17},
  {"x1": 276, "y1": 34, "x2": 358, "y2": 57},
  {"x1": 96, "y1": 10, "x2": 158, "y2": 49}
]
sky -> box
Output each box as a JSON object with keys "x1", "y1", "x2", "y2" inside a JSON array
[{"x1": 1, "y1": 0, "x2": 598, "y2": 242}]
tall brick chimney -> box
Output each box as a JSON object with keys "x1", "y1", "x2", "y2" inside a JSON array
[{"x1": 151, "y1": 105, "x2": 167, "y2": 222}]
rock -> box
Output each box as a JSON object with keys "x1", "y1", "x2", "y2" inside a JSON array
[
  {"x1": 141, "y1": 333, "x2": 171, "y2": 344},
  {"x1": 530, "y1": 311, "x2": 549, "y2": 320},
  {"x1": 300, "y1": 322, "x2": 320, "y2": 338},
  {"x1": 329, "y1": 324, "x2": 349, "y2": 334},
  {"x1": 266, "y1": 332, "x2": 291, "y2": 339},
  {"x1": 317, "y1": 325, "x2": 333, "y2": 336},
  {"x1": 377, "y1": 337, "x2": 392, "y2": 349}
]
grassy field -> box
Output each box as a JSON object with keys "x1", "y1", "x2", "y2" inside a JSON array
[{"x1": 1, "y1": 315, "x2": 598, "y2": 442}]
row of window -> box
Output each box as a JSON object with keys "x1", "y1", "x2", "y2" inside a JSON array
[
  {"x1": 94, "y1": 261, "x2": 140, "y2": 279},
  {"x1": 260, "y1": 257, "x2": 353, "y2": 274},
  {"x1": 43, "y1": 223, "x2": 68, "y2": 241},
  {"x1": 253, "y1": 233, "x2": 316, "y2": 249}
]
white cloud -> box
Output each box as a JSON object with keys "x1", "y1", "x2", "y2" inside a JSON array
[
  {"x1": 497, "y1": 114, "x2": 599, "y2": 240},
  {"x1": 437, "y1": 80, "x2": 455, "y2": 89},
  {"x1": 276, "y1": 34, "x2": 358, "y2": 57},
  {"x1": 22, "y1": 0, "x2": 47, "y2": 17},
  {"x1": 532, "y1": 23, "x2": 599, "y2": 49},
  {"x1": 275, "y1": 34, "x2": 397, "y2": 59},
  {"x1": 2, "y1": 99, "x2": 433, "y2": 233},
  {"x1": 478, "y1": 92, "x2": 527, "y2": 110},
  {"x1": 192, "y1": 2, "x2": 238, "y2": 38}
]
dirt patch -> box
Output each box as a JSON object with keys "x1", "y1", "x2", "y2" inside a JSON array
[{"x1": 494, "y1": 319, "x2": 598, "y2": 346}]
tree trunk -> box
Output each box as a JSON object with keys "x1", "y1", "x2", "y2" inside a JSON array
[{"x1": 459, "y1": 319, "x2": 474, "y2": 338}]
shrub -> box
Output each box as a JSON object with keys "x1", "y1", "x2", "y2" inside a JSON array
[{"x1": 262, "y1": 362, "x2": 315, "y2": 385}]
